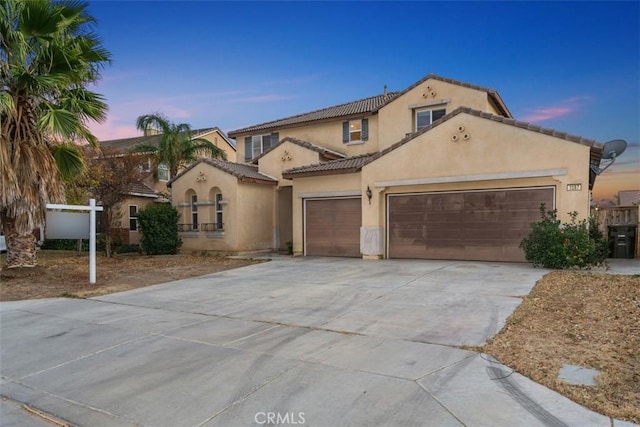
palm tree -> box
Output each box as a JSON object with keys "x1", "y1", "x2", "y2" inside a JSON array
[
  {"x1": 133, "y1": 113, "x2": 227, "y2": 179},
  {"x1": 0, "y1": 0, "x2": 110, "y2": 268}
]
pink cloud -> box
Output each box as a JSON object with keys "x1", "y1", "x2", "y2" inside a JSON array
[
  {"x1": 520, "y1": 96, "x2": 592, "y2": 123},
  {"x1": 88, "y1": 117, "x2": 139, "y2": 141}
]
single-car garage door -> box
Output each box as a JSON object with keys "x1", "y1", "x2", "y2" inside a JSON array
[
  {"x1": 305, "y1": 198, "x2": 361, "y2": 257},
  {"x1": 388, "y1": 188, "x2": 554, "y2": 262}
]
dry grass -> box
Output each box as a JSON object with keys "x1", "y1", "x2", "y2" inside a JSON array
[
  {"x1": 0, "y1": 250, "x2": 261, "y2": 301},
  {"x1": 483, "y1": 271, "x2": 640, "y2": 423}
]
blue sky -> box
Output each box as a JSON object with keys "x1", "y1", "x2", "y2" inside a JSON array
[{"x1": 86, "y1": 1, "x2": 639, "y2": 200}]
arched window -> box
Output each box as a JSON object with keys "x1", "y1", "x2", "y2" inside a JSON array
[{"x1": 207, "y1": 187, "x2": 223, "y2": 231}]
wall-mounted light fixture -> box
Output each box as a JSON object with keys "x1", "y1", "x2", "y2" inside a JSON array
[{"x1": 366, "y1": 186, "x2": 372, "y2": 204}]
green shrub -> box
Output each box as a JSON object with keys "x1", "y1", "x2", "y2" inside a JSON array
[
  {"x1": 137, "y1": 204, "x2": 182, "y2": 255},
  {"x1": 41, "y1": 239, "x2": 89, "y2": 251},
  {"x1": 520, "y1": 205, "x2": 607, "y2": 269}
]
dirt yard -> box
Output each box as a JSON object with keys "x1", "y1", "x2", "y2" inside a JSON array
[
  {"x1": 483, "y1": 271, "x2": 640, "y2": 423},
  {"x1": 1, "y1": 252, "x2": 638, "y2": 423},
  {"x1": 0, "y1": 250, "x2": 261, "y2": 300}
]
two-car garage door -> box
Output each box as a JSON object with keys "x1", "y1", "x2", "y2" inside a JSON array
[
  {"x1": 303, "y1": 188, "x2": 553, "y2": 261},
  {"x1": 388, "y1": 188, "x2": 554, "y2": 262}
]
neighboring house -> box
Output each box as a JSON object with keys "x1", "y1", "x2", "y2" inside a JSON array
[
  {"x1": 99, "y1": 127, "x2": 235, "y2": 245},
  {"x1": 618, "y1": 190, "x2": 640, "y2": 207},
  {"x1": 170, "y1": 73, "x2": 603, "y2": 262},
  {"x1": 109, "y1": 182, "x2": 160, "y2": 245},
  {"x1": 100, "y1": 127, "x2": 237, "y2": 194}
]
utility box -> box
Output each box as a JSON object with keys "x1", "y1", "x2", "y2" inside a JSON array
[{"x1": 608, "y1": 225, "x2": 637, "y2": 259}]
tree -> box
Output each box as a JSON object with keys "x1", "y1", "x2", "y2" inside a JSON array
[
  {"x1": 132, "y1": 113, "x2": 226, "y2": 179},
  {"x1": 0, "y1": 0, "x2": 110, "y2": 268},
  {"x1": 82, "y1": 147, "x2": 148, "y2": 257}
]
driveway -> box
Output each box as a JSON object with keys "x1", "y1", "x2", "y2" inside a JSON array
[{"x1": 0, "y1": 258, "x2": 629, "y2": 426}]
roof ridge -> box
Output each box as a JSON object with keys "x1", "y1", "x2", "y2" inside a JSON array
[
  {"x1": 359, "y1": 106, "x2": 603, "y2": 170},
  {"x1": 228, "y1": 92, "x2": 400, "y2": 136}
]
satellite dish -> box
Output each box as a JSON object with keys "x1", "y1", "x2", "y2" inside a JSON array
[
  {"x1": 591, "y1": 139, "x2": 627, "y2": 175},
  {"x1": 601, "y1": 139, "x2": 627, "y2": 160}
]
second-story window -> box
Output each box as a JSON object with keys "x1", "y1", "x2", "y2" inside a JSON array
[
  {"x1": 244, "y1": 132, "x2": 279, "y2": 162},
  {"x1": 415, "y1": 108, "x2": 446, "y2": 132},
  {"x1": 157, "y1": 163, "x2": 170, "y2": 181},
  {"x1": 342, "y1": 118, "x2": 368, "y2": 144}
]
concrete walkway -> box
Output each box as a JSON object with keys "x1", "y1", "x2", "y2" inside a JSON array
[{"x1": 1, "y1": 258, "x2": 638, "y2": 426}]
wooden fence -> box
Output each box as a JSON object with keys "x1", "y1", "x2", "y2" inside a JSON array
[{"x1": 591, "y1": 205, "x2": 639, "y2": 258}]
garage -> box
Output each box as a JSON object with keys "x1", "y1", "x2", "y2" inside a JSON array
[
  {"x1": 305, "y1": 198, "x2": 361, "y2": 257},
  {"x1": 388, "y1": 187, "x2": 554, "y2": 262}
]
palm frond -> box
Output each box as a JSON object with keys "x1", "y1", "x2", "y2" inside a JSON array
[{"x1": 51, "y1": 142, "x2": 85, "y2": 181}]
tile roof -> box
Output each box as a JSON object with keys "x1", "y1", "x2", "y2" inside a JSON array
[
  {"x1": 365, "y1": 107, "x2": 603, "y2": 167},
  {"x1": 167, "y1": 158, "x2": 277, "y2": 187},
  {"x1": 282, "y1": 153, "x2": 377, "y2": 178},
  {"x1": 282, "y1": 107, "x2": 603, "y2": 188},
  {"x1": 125, "y1": 182, "x2": 158, "y2": 198},
  {"x1": 227, "y1": 93, "x2": 400, "y2": 136},
  {"x1": 228, "y1": 73, "x2": 513, "y2": 138},
  {"x1": 100, "y1": 127, "x2": 235, "y2": 151},
  {"x1": 251, "y1": 136, "x2": 346, "y2": 164},
  {"x1": 401, "y1": 74, "x2": 512, "y2": 118}
]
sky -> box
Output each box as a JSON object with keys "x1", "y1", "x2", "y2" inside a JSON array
[{"x1": 85, "y1": 1, "x2": 639, "y2": 201}]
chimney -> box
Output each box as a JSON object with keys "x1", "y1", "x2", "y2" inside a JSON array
[
  {"x1": 143, "y1": 128, "x2": 159, "y2": 136},
  {"x1": 383, "y1": 84, "x2": 388, "y2": 95}
]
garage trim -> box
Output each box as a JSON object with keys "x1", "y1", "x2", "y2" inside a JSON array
[
  {"x1": 385, "y1": 186, "x2": 556, "y2": 260},
  {"x1": 374, "y1": 169, "x2": 567, "y2": 188}
]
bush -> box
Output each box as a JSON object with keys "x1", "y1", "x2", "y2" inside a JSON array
[
  {"x1": 520, "y1": 205, "x2": 608, "y2": 269},
  {"x1": 137, "y1": 204, "x2": 182, "y2": 255}
]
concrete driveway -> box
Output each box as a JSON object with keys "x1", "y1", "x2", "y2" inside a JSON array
[{"x1": 0, "y1": 258, "x2": 630, "y2": 426}]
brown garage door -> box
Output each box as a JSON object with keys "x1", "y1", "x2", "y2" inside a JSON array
[
  {"x1": 388, "y1": 188, "x2": 554, "y2": 262},
  {"x1": 305, "y1": 198, "x2": 361, "y2": 257}
]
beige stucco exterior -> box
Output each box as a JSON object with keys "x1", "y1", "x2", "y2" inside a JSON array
[
  {"x1": 169, "y1": 161, "x2": 275, "y2": 253},
  {"x1": 199, "y1": 129, "x2": 237, "y2": 163},
  {"x1": 109, "y1": 195, "x2": 157, "y2": 245},
  {"x1": 357, "y1": 112, "x2": 592, "y2": 258},
  {"x1": 187, "y1": 74, "x2": 600, "y2": 259},
  {"x1": 377, "y1": 78, "x2": 503, "y2": 151}
]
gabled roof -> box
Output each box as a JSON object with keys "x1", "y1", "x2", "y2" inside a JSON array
[
  {"x1": 228, "y1": 73, "x2": 512, "y2": 138},
  {"x1": 100, "y1": 127, "x2": 236, "y2": 152},
  {"x1": 228, "y1": 93, "x2": 400, "y2": 137},
  {"x1": 282, "y1": 153, "x2": 377, "y2": 179},
  {"x1": 167, "y1": 158, "x2": 277, "y2": 187},
  {"x1": 125, "y1": 182, "x2": 158, "y2": 198},
  {"x1": 282, "y1": 107, "x2": 604, "y2": 188},
  {"x1": 397, "y1": 74, "x2": 512, "y2": 118},
  {"x1": 251, "y1": 136, "x2": 346, "y2": 164}
]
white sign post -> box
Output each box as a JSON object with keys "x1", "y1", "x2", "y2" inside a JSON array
[{"x1": 46, "y1": 198, "x2": 103, "y2": 284}]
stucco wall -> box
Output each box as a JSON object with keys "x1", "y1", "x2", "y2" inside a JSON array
[
  {"x1": 111, "y1": 196, "x2": 156, "y2": 245},
  {"x1": 257, "y1": 141, "x2": 321, "y2": 183},
  {"x1": 235, "y1": 115, "x2": 380, "y2": 165},
  {"x1": 237, "y1": 182, "x2": 275, "y2": 251},
  {"x1": 377, "y1": 78, "x2": 499, "y2": 150},
  {"x1": 201, "y1": 130, "x2": 237, "y2": 163},
  {"x1": 170, "y1": 162, "x2": 240, "y2": 252},
  {"x1": 361, "y1": 113, "x2": 592, "y2": 231},
  {"x1": 290, "y1": 173, "x2": 361, "y2": 255}
]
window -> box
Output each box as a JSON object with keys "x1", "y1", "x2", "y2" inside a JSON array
[
  {"x1": 215, "y1": 193, "x2": 223, "y2": 230},
  {"x1": 342, "y1": 118, "x2": 368, "y2": 144},
  {"x1": 244, "y1": 132, "x2": 279, "y2": 162},
  {"x1": 139, "y1": 159, "x2": 151, "y2": 173},
  {"x1": 157, "y1": 163, "x2": 170, "y2": 181},
  {"x1": 191, "y1": 194, "x2": 198, "y2": 231},
  {"x1": 129, "y1": 205, "x2": 138, "y2": 231},
  {"x1": 415, "y1": 108, "x2": 446, "y2": 131}
]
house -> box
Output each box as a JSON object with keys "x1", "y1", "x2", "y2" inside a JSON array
[
  {"x1": 169, "y1": 73, "x2": 603, "y2": 261},
  {"x1": 99, "y1": 127, "x2": 236, "y2": 245}
]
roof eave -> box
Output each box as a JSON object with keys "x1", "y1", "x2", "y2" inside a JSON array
[{"x1": 282, "y1": 168, "x2": 359, "y2": 179}]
